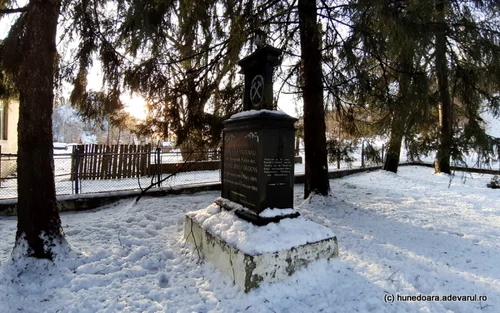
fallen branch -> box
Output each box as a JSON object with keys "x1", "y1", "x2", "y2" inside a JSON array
[
  {"x1": 0, "y1": 7, "x2": 27, "y2": 15},
  {"x1": 135, "y1": 145, "x2": 218, "y2": 202},
  {"x1": 387, "y1": 269, "x2": 399, "y2": 283}
]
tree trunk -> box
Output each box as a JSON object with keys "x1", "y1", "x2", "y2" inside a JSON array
[
  {"x1": 434, "y1": 0, "x2": 452, "y2": 174},
  {"x1": 14, "y1": 0, "x2": 65, "y2": 260},
  {"x1": 117, "y1": 128, "x2": 122, "y2": 144},
  {"x1": 106, "y1": 118, "x2": 111, "y2": 146},
  {"x1": 383, "y1": 120, "x2": 404, "y2": 173},
  {"x1": 298, "y1": 0, "x2": 330, "y2": 198},
  {"x1": 383, "y1": 57, "x2": 412, "y2": 173}
]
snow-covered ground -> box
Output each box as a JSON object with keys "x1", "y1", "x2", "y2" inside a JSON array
[{"x1": 0, "y1": 165, "x2": 499, "y2": 312}]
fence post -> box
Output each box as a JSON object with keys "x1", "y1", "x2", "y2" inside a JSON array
[
  {"x1": 156, "y1": 147, "x2": 161, "y2": 187},
  {"x1": 361, "y1": 141, "x2": 365, "y2": 168},
  {"x1": 0, "y1": 145, "x2": 2, "y2": 187},
  {"x1": 381, "y1": 144, "x2": 385, "y2": 164},
  {"x1": 219, "y1": 147, "x2": 223, "y2": 182},
  {"x1": 73, "y1": 146, "x2": 80, "y2": 194}
]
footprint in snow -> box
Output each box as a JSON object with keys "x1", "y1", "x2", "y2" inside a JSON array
[
  {"x1": 158, "y1": 273, "x2": 170, "y2": 288},
  {"x1": 144, "y1": 213, "x2": 157, "y2": 222},
  {"x1": 64, "y1": 229, "x2": 81, "y2": 236}
]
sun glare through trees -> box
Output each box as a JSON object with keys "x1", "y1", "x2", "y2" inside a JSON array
[{"x1": 122, "y1": 94, "x2": 148, "y2": 121}]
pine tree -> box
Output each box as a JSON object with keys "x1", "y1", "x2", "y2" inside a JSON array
[
  {"x1": 298, "y1": 0, "x2": 330, "y2": 197},
  {"x1": 433, "y1": 0, "x2": 453, "y2": 173},
  {"x1": 335, "y1": 0, "x2": 432, "y2": 173},
  {"x1": 1, "y1": 0, "x2": 67, "y2": 260},
  {"x1": 333, "y1": 0, "x2": 500, "y2": 173},
  {"x1": 430, "y1": 0, "x2": 500, "y2": 173},
  {"x1": 114, "y1": 0, "x2": 248, "y2": 153}
]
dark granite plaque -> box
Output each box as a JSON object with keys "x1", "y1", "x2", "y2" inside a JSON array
[
  {"x1": 222, "y1": 111, "x2": 296, "y2": 215},
  {"x1": 222, "y1": 131, "x2": 260, "y2": 210}
]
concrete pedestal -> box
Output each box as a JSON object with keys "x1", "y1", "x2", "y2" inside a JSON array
[{"x1": 184, "y1": 204, "x2": 338, "y2": 292}]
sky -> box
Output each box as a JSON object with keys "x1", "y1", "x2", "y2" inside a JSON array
[{"x1": 0, "y1": 165, "x2": 499, "y2": 312}]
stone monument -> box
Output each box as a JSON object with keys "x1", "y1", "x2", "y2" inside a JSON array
[
  {"x1": 220, "y1": 29, "x2": 299, "y2": 225},
  {"x1": 184, "y1": 31, "x2": 338, "y2": 292},
  {"x1": 221, "y1": 111, "x2": 298, "y2": 225}
]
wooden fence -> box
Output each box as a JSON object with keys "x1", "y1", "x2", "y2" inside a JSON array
[{"x1": 72, "y1": 144, "x2": 152, "y2": 180}]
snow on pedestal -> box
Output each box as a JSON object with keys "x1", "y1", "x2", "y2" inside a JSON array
[
  {"x1": 228, "y1": 109, "x2": 290, "y2": 120},
  {"x1": 184, "y1": 201, "x2": 338, "y2": 292}
]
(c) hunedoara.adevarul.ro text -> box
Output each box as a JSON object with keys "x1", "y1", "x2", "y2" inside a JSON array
[{"x1": 384, "y1": 293, "x2": 488, "y2": 303}]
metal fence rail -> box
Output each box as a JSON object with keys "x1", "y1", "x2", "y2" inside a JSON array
[
  {"x1": 0, "y1": 148, "x2": 223, "y2": 199},
  {"x1": 0, "y1": 142, "x2": 389, "y2": 200}
]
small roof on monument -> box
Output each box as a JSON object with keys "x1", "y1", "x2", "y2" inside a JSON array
[
  {"x1": 237, "y1": 45, "x2": 282, "y2": 73},
  {"x1": 225, "y1": 109, "x2": 297, "y2": 123}
]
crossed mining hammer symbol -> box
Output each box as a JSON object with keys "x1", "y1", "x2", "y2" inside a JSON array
[{"x1": 250, "y1": 75, "x2": 264, "y2": 105}]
